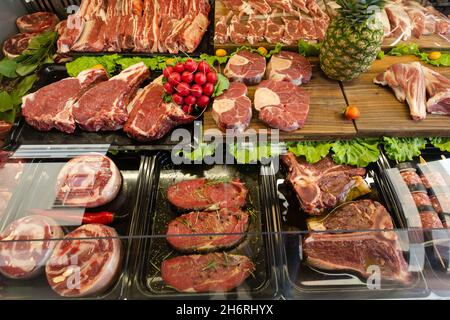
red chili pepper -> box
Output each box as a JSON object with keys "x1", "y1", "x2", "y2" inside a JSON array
[{"x1": 29, "y1": 209, "x2": 120, "y2": 225}]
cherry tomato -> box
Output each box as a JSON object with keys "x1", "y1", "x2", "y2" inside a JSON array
[
  {"x1": 184, "y1": 59, "x2": 198, "y2": 72},
  {"x1": 182, "y1": 105, "x2": 193, "y2": 114},
  {"x1": 202, "y1": 82, "x2": 215, "y2": 97},
  {"x1": 198, "y1": 61, "x2": 211, "y2": 74},
  {"x1": 344, "y1": 105, "x2": 360, "y2": 120},
  {"x1": 184, "y1": 95, "x2": 197, "y2": 106},
  {"x1": 197, "y1": 95, "x2": 210, "y2": 108},
  {"x1": 163, "y1": 66, "x2": 174, "y2": 79},
  {"x1": 194, "y1": 72, "x2": 207, "y2": 85},
  {"x1": 163, "y1": 82, "x2": 174, "y2": 94},
  {"x1": 191, "y1": 84, "x2": 203, "y2": 97},
  {"x1": 181, "y1": 71, "x2": 194, "y2": 83},
  {"x1": 172, "y1": 93, "x2": 184, "y2": 106},
  {"x1": 174, "y1": 62, "x2": 185, "y2": 73},
  {"x1": 206, "y1": 72, "x2": 218, "y2": 84},
  {"x1": 176, "y1": 82, "x2": 191, "y2": 97},
  {"x1": 168, "y1": 72, "x2": 181, "y2": 86}
]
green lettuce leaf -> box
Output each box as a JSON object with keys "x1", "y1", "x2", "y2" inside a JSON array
[
  {"x1": 388, "y1": 43, "x2": 421, "y2": 56},
  {"x1": 212, "y1": 74, "x2": 230, "y2": 97},
  {"x1": 66, "y1": 55, "x2": 120, "y2": 77},
  {"x1": 0, "y1": 91, "x2": 13, "y2": 112},
  {"x1": 0, "y1": 59, "x2": 18, "y2": 78},
  {"x1": 286, "y1": 141, "x2": 332, "y2": 163},
  {"x1": 429, "y1": 137, "x2": 450, "y2": 152},
  {"x1": 331, "y1": 139, "x2": 380, "y2": 167},
  {"x1": 9, "y1": 74, "x2": 38, "y2": 106},
  {"x1": 229, "y1": 142, "x2": 282, "y2": 164},
  {"x1": 178, "y1": 143, "x2": 217, "y2": 161},
  {"x1": 383, "y1": 137, "x2": 427, "y2": 162},
  {"x1": 298, "y1": 40, "x2": 321, "y2": 57}
]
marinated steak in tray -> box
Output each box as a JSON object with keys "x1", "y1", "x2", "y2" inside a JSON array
[
  {"x1": 46, "y1": 224, "x2": 122, "y2": 297},
  {"x1": 167, "y1": 178, "x2": 248, "y2": 211},
  {"x1": 0, "y1": 216, "x2": 63, "y2": 279},
  {"x1": 55, "y1": 154, "x2": 122, "y2": 208},
  {"x1": 166, "y1": 208, "x2": 249, "y2": 252},
  {"x1": 266, "y1": 51, "x2": 312, "y2": 86},
  {"x1": 73, "y1": 63, "x2": 149, "y2": 132},
  {"x1": 22, "y1": 68, "x2": 109, "y2": 134},
  {"x1": 224, "y1": 50, "x2": 266, "y2": 85},
  {"x1": 281, "y1": 152, "x2": 367, "y2": 215},
  {"x1": 161, "y1": 253, "x2": 255, "y2": 293}
]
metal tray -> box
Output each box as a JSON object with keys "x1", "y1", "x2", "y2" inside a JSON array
[
  {"x1": 126, "y1": 151, "x2": 279, "y2": 299},
  {"x1": 0, "y1": 150, "x2": 147, "y2": 299},
  {"x1": 8, "y1": 64, "x2": 195, "y2": 149},
  {"x1": 275, "y1": 155, "x2": 429, "y2": 299}
]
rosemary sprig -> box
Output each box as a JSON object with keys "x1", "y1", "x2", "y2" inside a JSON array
[{"x1": 202, "y1": 260, "x2": 217, "y2": 271}]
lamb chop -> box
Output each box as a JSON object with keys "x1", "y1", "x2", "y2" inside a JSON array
[{"x1": 422, "y1": 66, "x2": 450, "y2": 116}]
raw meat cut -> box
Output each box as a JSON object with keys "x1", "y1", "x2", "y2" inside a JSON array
[
  {"x1": 16, "y1": 12, "x2": 59, "y2": 34},
  {"x1": 0, "y1": 121, "x2": 12, "y2": 140},
  {"x1": 265, "y1": 12, "x2": 285, "y2": 44},
  {"x1": 281, "y1": 152, "x2": 366, "y2": 215},
  {"x1": 229, "y1": 15, "x2": 249, "y2": 44},
  {"x1": 124, "y1": 78, "x2": 195, "y2": 141},
  {"x1": 374, "y1": 62, "x2": 427, "y2": 121},
  {"x1": 247, "y1": 16, "x2": 266, "y2": 45},
  {"x1": 215, "y1": 12, "x2": 232, "y2": 44},
  {"x1": 266, "y1": 51, "x2": 312, "y2": 85},
  {"x1": 404, "y1": 6, "x2": 426, "y2": 38},
  {"x1": 308, "y1": 200, "x2": 394, "y2": 231},
  {"x1": 291, "y1": 0, "x2": 309, "y2": 13},
  {"x1": 167, "y1": 178, "x2": 248, "y2": 211},
  {"x1": 73, "y1": 62, "x2": 149, "y2": 131},
  {"x1": 254, "y1": 80, "x2": 310, "y2": 131},
  {"x1": 303, "y1": 232, "x2": 411, "y2": 283},
  {"x1": 247, "y1": 0, "x2": 272, "y2": 15},
  {"x1": 55, "y1": 153, "x2": 122, "y2": 208},
  {"x1": 46, "y1": 224, "x2": 122, "y2": 297},
  {"x1": 422, "y1": 66, "x2": 450, "y2": 115},
  {"x1": 419, "y1": 211, "x2": 444, "y2": 229},
  {"x1": 56, "y1": 15, "x2": 85, "y2": 54},
  {"x1": 0, "y1": 215, "x2": 63, "y2": 279},
  {"x1": 71, "y1": 18, "x2": 107, "y2": 52},
  {"x1": 385, "y1": 4, "x2": 412, "y2": 41},
  {"x1": 22, "y1": 68, "x2": 109, "y2": 133},
  {"x1": 426, "y1": 5, "x2": 450, "y2": 35},
  {"x1": 166, "y1": 208, "x2": 249, "y2": 252},
  {"x1": 2, "y1": 33, "x2": 34, "y2": 59},
  {"x1": 224, "y1": 50, "x2": 266, "y2": 85},
  {"x1": 161, "y1": 253, "x2": 254, "y2": 292},
  {"x1": 212, "y1": 82, "x2": 252, "y2": 133}
]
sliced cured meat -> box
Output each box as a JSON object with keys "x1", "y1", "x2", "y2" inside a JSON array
[
  {"x1": 385, "y1": 4, "x2": 412, "y2": 41},
  {"x1": 73, "y1": 62, "x2": 149, "y2": 131},
  {"x1": 46, "y1": 224, "x2": 122, "y2": 297},
  {"x1": 229, "y1": 15, "x2": 249, "y2": 44},
  {"x1": 379, "y1": 9, "x2": 391, "y2": 37},
  {"x1": 265, "y1": 13, "x2": 285, "y2": 44},
  {"x1": 22, "y1": 68, "x2": 109, "y2": 133},
  {"x1": 303, "y1": 232, "x2": 411, "y2": 283},
  {"x1": 16, "y1": 12, "x2": 59, "y2": 34},
  {"x1": 2, "y1": 33, "x2": 34, "y2": 59},
  {"x1": 308, "y1": 200, "x2": 394, "y2": 231},
  {"x1": 281, "y1": 17, "x2": 303, "y2": 45},
  {"x1": 0, "y1": 216, "x2": 63, "y2": 279},
  {"x1": 167, "y1": 178, "x2": 248, "y2": 211},
  {"x1": 161, "y1": 253, "x2": 254, "y2": 293},
  {"x1": 71, "y1": 18, "x2": 107, "y2": 52},
  {"x1": 212, "y1": 82, "x2": 252, "y2": 133},
  {"x1": 247, "y1": 16, "x2": 266, "y2": 45},
  {"x1": 124, "y1": 78, "x2": 194, "y2": 141},
  {"x1": 254, "y1": 80, "x2": 310, "y2": 131},
  {"x1": 422, "y1": 66, "x2": 450, "y2": 116},
  {"x1": 404, "y1": 6, "x2": 426, "y2": 38},
  {"x1": 374, "y1": 62, "x2": 427, "y2": 121},
  {"x1": 266, "y1": 51, "x2": 312, "y2": 85},
  {"x1": 266, "y1": 0, "x2": 295, "y2": 13},
  {"x1": 166, "y1": 208, "x2": 249, "y2": 252},
  {"x1": 55, "y1": 153, "x2": 122, "y2": 208},
  {"x1": 281, "y1": 152, "x2": 366, "y2": 215},
  {"x1": 224, "y1": 50, "x2": 266, "y2": 85}
]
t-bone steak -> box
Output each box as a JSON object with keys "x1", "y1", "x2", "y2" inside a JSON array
[
  {"x1": 166, "y1": 208, "x2": 249, "y2": 252},
  {"x1": 266, "y1": 51, "x2": 312, "y2": 85},
  {"x1": 161, "y1": 253, "x2": 254, "y2": 293},
  {"x1": 46, "y1": 224, "x2": 122, "y2": 297},
  {"x1": 16, "y1": 12, "x2": 59, "y2": 34},
  {"x1": 0, "y1": 215, "x2": 63, "y2": 279},
  {"x1": 73, "y1": 62, "x2": 149, "y2": 132},
  {"x1": 167, "y1": 178, "x2": 248, "y2": 211},
  {"x1": 212, "y1": 82, "x2": 252, "y2": 133},
  {"x1": 281, "y1": 152, "x2": 366, "y2": 215},
  {"x1": 124, "y1": 77, "x2": 194, "y2": 141},
  {"x1": 224, "y1": 50, "x2": 266, "y2": 85},
  {"x1": 55, "y1": 153, "x2": 122, "y2": 208},
  {"x1": 22, "y1": 68, "x2": 108, "y2": 133},
  {"x1": 254, "y1": 80, "x2": 310, "y2": 131}
]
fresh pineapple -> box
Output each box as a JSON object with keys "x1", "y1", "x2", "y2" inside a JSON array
[{"x1": 320, "y1": 0, "x2": 386, "y2": 81}]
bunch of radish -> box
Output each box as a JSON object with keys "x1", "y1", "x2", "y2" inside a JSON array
[{"x1": 163, "y1": 59, "x2": 218, "y2": 115}]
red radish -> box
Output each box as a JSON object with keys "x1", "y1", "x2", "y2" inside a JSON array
[
  {"x1": 163, "y1": 82, "x2": 174, "y2": 94},
  {"x1": 207, "y1": 72, "x2": 218, "y2": 84},
  {"x1": 176, "y1": 82, "x2": 191, "y2": 97},
  {"x1": 163, "y1": 66, "x2": 174, "y2": 79},
  {"x1": 184, "y1": 59, "x2": 198, "y2": 72},
  {"x1": 198, "y1": 61, "x2": 211, "y2": 74},
  {"x1": 194, "y1": 72, "x2": 207, "y2": 85},
  {"x1": 181, "y1": 71, "x2": 194, "y2": 83},
  {"x1": 191, "y1": 84, "x2": 203, "y2": 97},
  {"x1": 182, "y1": 105, "x2": 193, "y2": 114},
  {"x1": 168, "y1": 72, "x2": 181, "y2": 86},
  {"x1": 185, "y1": 95, "x2": 197, "y2": 106},
  {"x1": 172, "y1": 93, "x2": 184, "y2": 106},
  {"x1": 202, "y1": 82, "x2": 215, "y2": 97},
  {"x1": 174, "y1": 62, "x2": 185, "y2": 73},
  {"x1": 197, "y1": 95, "x2": 210, "y2": 108}
]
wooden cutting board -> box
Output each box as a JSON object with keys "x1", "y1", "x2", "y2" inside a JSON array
[
  {"x1": 202, "y1": 58, "x2": 356, "y2": 141},
  {"x1": 342, "y1": 55, "x2": 450, "y2": 137}
]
